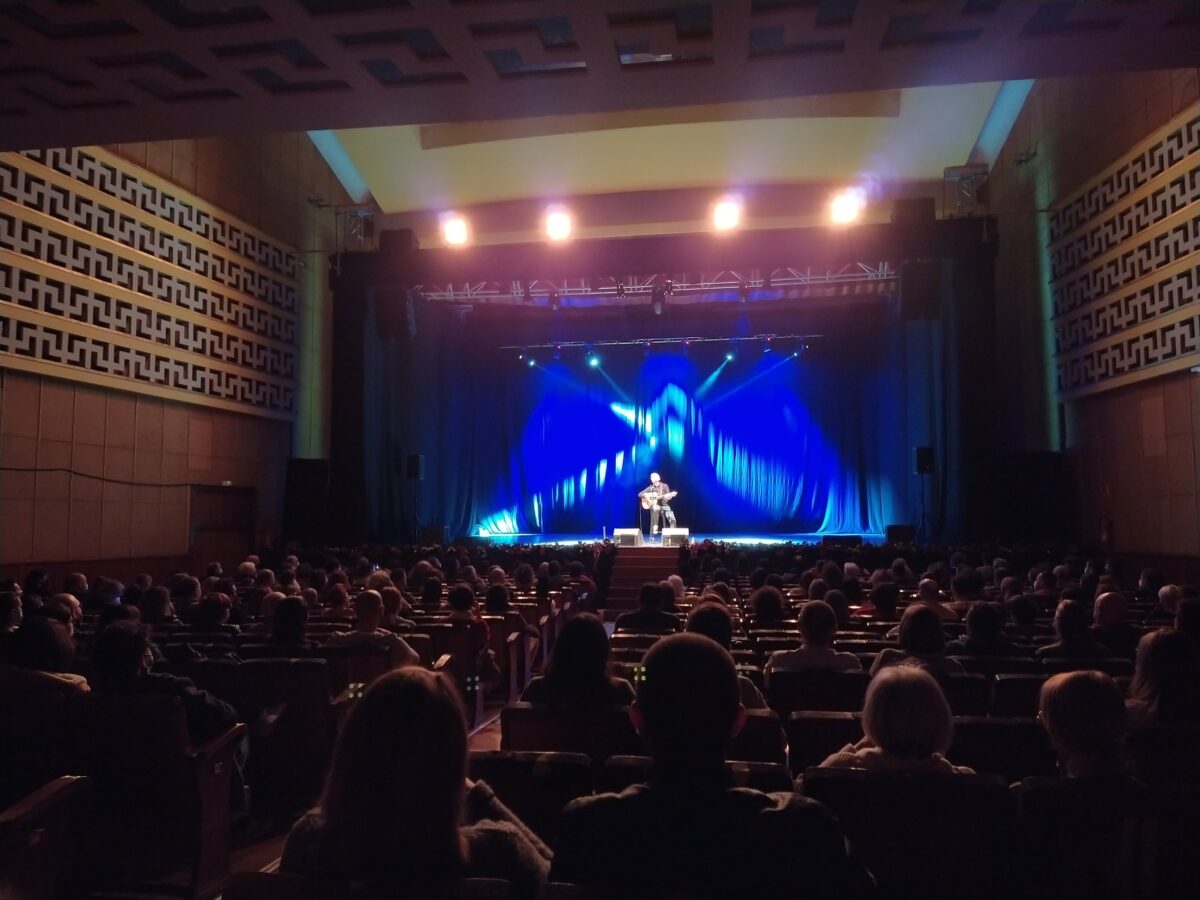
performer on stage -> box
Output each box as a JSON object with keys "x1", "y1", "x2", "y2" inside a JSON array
[{"x1": 638, "y1": 472, "x2": 678, "y2": 539}]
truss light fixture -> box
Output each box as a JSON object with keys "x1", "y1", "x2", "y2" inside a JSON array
[
  {"x1": 440, "y1": 212, "x2": 470, "y2": 246},
  {"x1": 549, "y1": 291, "x2": 560, "y2": 311},
  {"x1": 651, "y1": 288, "x2": 665, "y2": 316},
  {"x1": 830, "y1": 187, "x2": 867, "y2": 225},
  {"x1": 544, "y1": 206, "x2": 573, "y2": 242},
  {"x1": 711, "y1": 194, "x2": 743, "y2": 232}
]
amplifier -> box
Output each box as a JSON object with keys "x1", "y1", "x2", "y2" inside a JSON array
[
  {"x1": 613, "y1": 528, "x2": 643, "y2": 547},
  {"x1": 662, "y1": 528, "x2": 690, "y2": 548}
]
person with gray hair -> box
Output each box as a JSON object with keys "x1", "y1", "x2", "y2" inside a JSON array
[{"x1": 820, "y1": 666, "x2": 974, "y2": 774}]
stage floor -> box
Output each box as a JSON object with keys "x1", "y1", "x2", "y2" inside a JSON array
[{"x1": 479, "y1": 532, "x2": 886, "y2": 546}]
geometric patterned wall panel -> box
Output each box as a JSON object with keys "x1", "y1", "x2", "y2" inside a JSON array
[
  {"x1": 1051, "y1": 105, "x2": 1200, "y2": 399},
  {"x1": 0, "y1": 147, "x2": 296, "y2": 418}
]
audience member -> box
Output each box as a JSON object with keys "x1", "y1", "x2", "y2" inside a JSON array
[
  {"x1": 281, "y1": 669, "x2": 551, "y2": 896},
  {"x1": 324, "y1": 590, "x2": 419, "y2": 668},
  {"x1": 138, "y1": 586, "x2": 179, "y2": 625},
  {"x1": 1036, "y1": 599, "x2": 1111, "y2": 659},
  {"x1": 1039, "y1": 671, "x2": 1128, "y2": 777},
  {"x1": 0, "y1": 590, "x2": 21, "y2": 634},
  {"x1": 1, "y1": 617, "x2": 88, "y2": 694},
  {"x1": 945, "y1": 602, "x2": 1027, "y2": 657},
  {"x1": 685, "y1": 602, "x2": 767, "y2": 708},
  {"x1": 552, "y1": 633, "x2": 865, "y2": 898},
  {"x1": 269, "y1": 596, "x2": 315, "y2": 652},
  {"x1": 820, "y1": 666, "x2": 974, "y2": 774},
  {"x1": 614, "y1": 583, "x2": 682, "y2": 633},
  {"x1": 1090, "y1": 591, "x2": 1142, "y2": 658},
  {"x1": 1127, "y1": 629, "x2": 1200, "y2": 727},
  {"x1": 521, "y1": 613, "x2": 634, "y2": 707},
  {"x1": 871, "y1": 605, "x2": 965, "y2": 676},
  {"x1": 765, "y1": 600, "x2": 860, "y2": 682},
  {"x1": 855, "y1": 581, "x2": 900, "y2": 621}
]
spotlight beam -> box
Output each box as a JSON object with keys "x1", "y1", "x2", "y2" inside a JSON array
[
  {"x1": 706, "y1": 354, "x2": 797, "y2": 408},
  {"x1": 695, "y1": 358, "x2": 731, "y2": 399}
]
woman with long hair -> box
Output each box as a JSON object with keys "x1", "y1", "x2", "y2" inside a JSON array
[
  {"x1": 521, "y1": 613, "x2": 634, "y2": 707},
  {"x1": 281, "y1": 668, "x2": 550, "y2": 895}
]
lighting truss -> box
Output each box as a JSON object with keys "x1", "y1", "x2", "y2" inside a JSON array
[
  {"x1": 415, "y1": 263, "x2": 896, "y2": 307},
  {"x1": 500, "y1": 333, "x2": 823, "y2": 351}
]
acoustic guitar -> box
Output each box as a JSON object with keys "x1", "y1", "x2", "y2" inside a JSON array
[{"x1": 639, "y1": 490, "x2": 678, "y2": 510}]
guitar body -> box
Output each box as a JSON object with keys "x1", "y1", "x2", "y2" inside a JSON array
[{"x1": 640, "y1": 491, "x2": 678, "y2": 510}]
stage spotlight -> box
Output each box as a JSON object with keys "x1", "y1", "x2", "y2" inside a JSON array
[
  {"x1": 588, "y1": 353, "x2": 601, "y2": 368},
  {"x1": 725, "y1": 341, "x2": 737, "y2": 361},
  {"x1": 544, "y1": 206, "x2": 573, "y2": 242},
  {"x1": 738, "y1": 283, "x2": 750, "y2": 304},
  {"x1": 651, "y1": 289, "x2": 665, "y2": 316},
  {"x1": 762, "y1": 337, "x2": 773, "y2": 354},
  {"x1": 643, "y1": 342, "x2": 653, "y2": 357},
  {"x1": 553, "y1": 345, "x2": 562, "y2": 361},
  {"x1": 527, "y1": 356, "x2": 536, "y2": 367},
  {"x1": 550, "y1": 291, "x2": 560, "y2": 311},
  {"x1": 440, "y1": 212, "x2": 469, "y2": 246},
  {"x1": 664, "y1": 280, "x2": 674, "y2": 295},
  {"x1": 711, "y1": 195, "x2": 743, "y2": 232},
  {"x1": 830, "y1": 187, "x2": 867, "y2": 225}
]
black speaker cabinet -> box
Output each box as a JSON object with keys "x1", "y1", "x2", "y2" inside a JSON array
[{"x1": 914, "y1": 446, "x2": 935, "y2": 475}]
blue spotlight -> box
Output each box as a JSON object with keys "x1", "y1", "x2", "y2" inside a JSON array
[
  {"x1": 725, "y1": 351, "x2": 735, "y2": 361},
  {"x1": 527, "y1": 357, "x2": 536, "y2": 367},
  {"x1": 588, "y1": 353, "x2": 600, "y2": 368}
]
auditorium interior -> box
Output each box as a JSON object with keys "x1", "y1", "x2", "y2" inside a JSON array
[{"x1": 1, "y1": 2, "x2": 1200, "y2": 899}]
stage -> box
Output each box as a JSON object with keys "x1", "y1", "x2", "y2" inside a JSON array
[{"x1": 475, "y1": 532, "x2": 887, "y2": 546}]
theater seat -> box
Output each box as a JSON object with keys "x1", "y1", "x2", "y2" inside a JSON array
[
  {"x1": 1040, "y1": 658, "x2": 1134, "y2": 677},
  {"x1": 221, "y1": 872, "x2": 513, "y2": 899},
  {"x1": 991, "y1": 674, "x2": 1048, "y2": 717},
  {"x1": 0, "y1": 776, "x2": 90, "y2": 900},
  {"x1": 950, "y1": 656, "x2": 1040, "y2": 677},
  {"x1": 948, "y1": 716, "x2": 1057, "y2": 782},
  {"x1": 599, "y1": 755, "x2": 793, "y2": 794},
  {"x1": 68, "y1": 693, "x2": 245, "y2": 895},
  {"x1": 467, "y1": 750, "x2": 593, "y2": 844},
  {"x1": 936, "y1": 673, "x2": 991, "y2": 716},
  {"x1": 801, "y1": 767, "x2": 1018, "y2": 899},
  {"x1": 501, "y1": 703, "x2": 643, "y2": 765},
  {"x1": 785, "y1": 711, "x2": 863, "y2": 777},
  {"x1": 1127, "y1": 723, "x2": 1200, "y2": 785},
  {"x1": 726, "y1": 708, "x2": 788, "y2": 765},
  {"x1": 767, "y1": 668, "x2": 871, "y2": 714}
]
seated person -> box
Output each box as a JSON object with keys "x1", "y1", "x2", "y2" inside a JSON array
[
  {"x1": 823, "y1": 589, "x2": 852, "y2": 627},
  {"x1": 0, "y1": 589, "x2": 20, "y2": 636},
  {"x1": 281, "y1": 669, "x2": 551, "y2": 898},
  {"x1": 190, "y1": 591, "x2": 239, "y2": 635},
  {"x1": 324, "y1": 590, "x2": 420, "y2": 668},
  {"x1": 685, "y1": 602, "x2": 768, "y2": 708},
  {"x1": 90, "y1": 621, "x2": 237, "y2": 746},
  {"x1": 820, "y1": 666, "x2": 975, "y2": 774},
  {"x1": 945, "y1": 601, "x2": 1028, "y2": 657},
  {"x1": 853, "y1": 581, "x2": 900, "y2": 621},
  {"x1": 419, "y1": 577, "x2": 445, "y2": 611},
  {"x1": 1038, "y1": 670, "x2": 1128, "y2": 777},
  {"x1": 552, "y1": 633, "x2": 866, "y2": 898},
  {"x1": 1036, "y1": 599, "x2": 1112, "y2": 660},
  {"x1": 243, "y1": 591, "x2": 286, "y2": 636},
  {"x1": 871, "y1": 605, "x2": 965, "y2": 676},
  {"x1": 747, "y1": 586, "x2": 788, "y2": 626},
  {"x1": 1090, "y1": 591, "x2": 1142, "y2": 658},
  {"x1": 379, "y1": 586, "x2": 415, "y2": 628},
  {"x1": 764, "y1": 600, "x2": 861, "y2": 683},
  {"x1": 1146, "y1": 584, "x2": 1183, "y2": 624},
  {"x1": 267, "y1": 596, "x2": 317, "y2": 653},
  {"x1": 1126, "y1": 629, "x2": 1200, "y2": 728},
  {"x1": 912, "y1": 578, "x2": 960, "y2": 622},
  {"x1": 1, "y1": 616, "x2": 89, "y2": 695},
  {"x1": 614, "y1": 583, "x2": 682, "y2": 633},
  {"x1": 138, "y1": 585, "x2": 179, "y2": 625},
  {"x1": 1005, "y1": 593, "x2": 1043, "y2": 629},
  {"x1": 521, "y1": 613, "x2": 635, "y2": 707}
]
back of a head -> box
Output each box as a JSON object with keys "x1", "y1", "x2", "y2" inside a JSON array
[
  {"x1": 667, "y1": 574, "x2": 685, "y2": 599},
  {"x1": 1132, "y1": 629, "x2": 1200, "y2": 724},
  {"x1": 952, "y1": 571, "x2": 983, "y2": 600},
  {"x1": 354, "y1": 589, "x2": 384, "y2": 621},
  {"x1": 999, "y1": 576, "x2": 1023, "y2": 599},
  {"x1": 139, "y1": 586, "x2": 173, "y2": 622},
  {"x1": 321, "y1": 668, "x2": 468, "y2": 873},
  {"x1": 272, "y1": 596, "x2": 309, "y2": 645},
  {"x1": 686, "y1": 602, "x2": 733, "y2": 649},
  {"x1": 862, "y1": 666, "x2": 953, "y2": 758},
  {"x1": 8, "y1": 617, "x2": 75, "y2": 672},
  {"x1": 91, "y1": 621, "x2": 149, "y2": 686},
  {"x1": 1054, "y1": 599, "x2": 1090, "y2": 642},
  {"x1": 1039, "y1": 671, "x2": 1126, "y2": 771},
  {"x1": 484, "y1": 583, "x2": 510, "y2": 613},
  {"x1": 707, "y1": 581, "x2": 734, "y2": 604},
  {"x1": 799, "y1": 600, "x2": 838, "y2": 647},
  {"x1": 1094, "y1": 591, "x2": 1128, "y2": 627},
  {"x1": 1176, "y1": 596, "x2": 1200, "y2": 642},
  {"x1": 749, "y1": 586, "x2": 785, "y2": 622},
  {"x1": 898, "y1": 604, "x2": 946, "y2": 655},
  {"x1": 545, "y1": 613, "x2": 611, "y2": 698},
  {"x1": 917, "y1": 579, "x2": 941, "y2": 604},
  {"x1": 637, "y1": 633, "x2": 740, "y2": 769},
  {"x1": 870, "y1": 582, "x2": 901, "y2": 615},
  {"x1": 195, "y1": 592, "x2": 231, "y2": 628},
  {"x1": 380, "y1": 586, "x2": 403, "y2": 615},
  {"x1": 749, "y1": 567, "x2": 768, "y2": 590},
  {"x1": 965, "y1": 601, "x2": 1004, "y2": 642},
  {"x1": 421, "y1": 577, "x2": 444, "y2": 607},
  {"x1": 1008, "y1": 594, "x2": 1040, "y2": 626},
  {"x1": 448, "y1": 584, "x2": 475, "y2": 613},
  {"x1": 97, "y1": 602, "x2": 140, "y2": 633},
  {"x1": 638, "y1": 582, "x2": 664, "y2": 609},
  {"x1": 807, "y1": 578, "x2": 829, "y2": 601}
]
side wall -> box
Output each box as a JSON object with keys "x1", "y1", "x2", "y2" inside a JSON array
[
  {"x1": 990, "y1": 69, "x2": 1200, "y2": 554},
  {"x1": 0, "y1": 134, "x2": 346, "y2": 567}
]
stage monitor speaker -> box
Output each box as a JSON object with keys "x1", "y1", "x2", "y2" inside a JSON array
[
  {"x1": 283, "y1": 458, "x2": 329, "y2": 540},
  {"x1": 662, "y1": 528, "x2": 690, "y2": 548},
  {"x1": 914, "y1": 446, "x2": 935, "y2": 475},
  {"x1": 886, "y1": 524, "x2": 917, "y2": 544},
  {"x1": 900, "y1": 259, "x2": 940, "y2": 319},
  {"x1": 419, "y1": 525, "x2": 447, "y2": 546},
  {"x1": 613, "y1": 528, "x2": 643, "y2": 547},
  {"x1": 406, "y1": 454, "x2": 425, "y2": 481}
]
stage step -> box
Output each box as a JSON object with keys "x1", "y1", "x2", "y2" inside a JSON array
[{"x1": 606, "y1": 547, "x2": 679, "y2": 609}]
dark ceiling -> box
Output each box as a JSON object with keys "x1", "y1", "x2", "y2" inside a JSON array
[{"x1": 1, "y1": 0, "x2": 1197, "y2": 152}]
